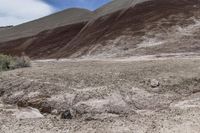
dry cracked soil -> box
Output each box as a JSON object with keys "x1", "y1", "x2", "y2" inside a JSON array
[{"x1": 0, "y1": 54, "x2": 200, "y2": 133}]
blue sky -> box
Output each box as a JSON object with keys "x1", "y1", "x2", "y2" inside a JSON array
[
  {"x1": 0, "y1": 0, "x2": 111, "y2": 26},
  {"x1": 43, "y1": 0, "x2": 111, "y2": 11}
]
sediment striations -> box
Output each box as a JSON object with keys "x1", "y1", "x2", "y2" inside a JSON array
[{"x1": 0, "y1": 0, "x2": 200, "y2": 59}]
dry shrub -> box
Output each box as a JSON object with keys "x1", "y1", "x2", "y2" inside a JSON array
[
  {"x1": 0, "y1": 54, "x2": 14, "y2": 71},
  {"x1": 13, "y1": 56, "x2": 31, "y2": 68},
  {"x1": 0, "y1": 54, "x2": 31, "y2": 71}
]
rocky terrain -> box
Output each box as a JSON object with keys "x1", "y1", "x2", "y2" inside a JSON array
[
  {"x1": 0, "y1": 0, "x2": 200, "y2": 132},
  {"x1": 0, "y1": 54, "x2": 200, "y2": 132}
]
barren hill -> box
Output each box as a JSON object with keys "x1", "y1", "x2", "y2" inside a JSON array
[
  {"x1": 0, "y1": 8, "x2": 92, "y2": 42},
  {"x1": 1, "y1": 1, "x2": 200, "y2": 132},
  {"x1": 0, "y1": 0, "x2": 200, "y2": 59},
  {"x1": 0, "y1": 8, "x2": 92, "y2": 58},
  {"x1": 93, "y1": 0, "x2": 149, "y2": 18},
  {"x1": 58, "y1": 0, "x2": 200, "y2": 58},
  {"x1": 0, "y1": 26, "x2": 13, "y2": 31}
]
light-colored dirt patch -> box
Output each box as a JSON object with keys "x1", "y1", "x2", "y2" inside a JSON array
[{"x1": 0, "y1": 57, "x2": 200, "y2": 132}]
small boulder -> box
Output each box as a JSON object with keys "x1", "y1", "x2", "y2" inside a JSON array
[
  {"x1": 46, "y1": 93, "x2": 75, "y2": 112},
  {"x1": 40, "y1": 101, "x2": 53, "y2": 113},
  {"x1": 0, "y1": 90, "x2": 5, "y2": 97},
  {"x1": 150, "y1": 79, "x2": 160, "y2": 88},
  {"x1": 61, "y1": 110, "x2": 72, "y2": 119},
  {"x1": 14, "y1": 107, "x2": 44, "y2": 120},
  {"x1": 51, "y1": 109, "x2": 59, "y2": 115},
  {"x1": 73, "y1": 93, "x2": 130, "y2": 115}
]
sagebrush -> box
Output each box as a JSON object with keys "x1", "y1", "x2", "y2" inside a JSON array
[{"x1": 0, "y1": 54, "x2": 31, "y2": 71}]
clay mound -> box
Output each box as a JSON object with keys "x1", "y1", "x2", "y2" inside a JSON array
[
  {"x1": 0, "y1": 0, "x2": 200, "y2": 59},
  {"x1": 0, "y1": 8, "x2": 93, "y2": 43},
  {"x1": 57, "y1": 0, "x2": 200, "y2": 58},
  {"x1": 93, "y1": 0, "x2": 149, "y2": 18}
]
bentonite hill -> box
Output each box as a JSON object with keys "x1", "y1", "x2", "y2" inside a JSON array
[
  {"x1": 0, "y1": 0, "x2": 200, "y2": 59},
  {"x1": 0, "y1": 0, "x2": 200, "y2": 133}
]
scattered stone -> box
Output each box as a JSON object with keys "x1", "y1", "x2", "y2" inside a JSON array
[
  {"x1": 27, "y1": 91, "x2": 41, "y2": 98},
  {"x1": 0, "y1": 104, "x2": 3, "y2": 108},
  {"x1": 74, "y1": 93, "x2": 130, "y2": 115},
  {"x1": 51, "y1": 109, "x2": 59, "y2": 115},
  {"x1": 14, "y1": 107, "x2": 44, "y2": 119},
  {"x1": 46, "y1": 93, "x2": 75, "y2": 113},
  {"x1": 150, "y1": 79, "x2": 160, "y2": 88},
  {"x1": 43, "y1": 113, "x2": 48, "y2": 117},
  {"x1": 61, "y1": 110, "x2": 72, "y2": 119},
  {"x1": 40, "y1": 101, "x2": 53, "y2": 113},
  {"x1": 107, "y1": 93, "x2": 130, "y2": 114},
  {"x1": 4, "y1": 91, "x2": 25, "y2": 104},
  {"x1": 0, "y1": 90, "x2": 5, "y2": 97}
]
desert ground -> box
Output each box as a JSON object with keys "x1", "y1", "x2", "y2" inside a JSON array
[
  {"x1": 0, "y1": 53, "x2": 200, "y2": 133},
  {"x1": 0, "y1": 0, "x2": 199, "y2": 132}
]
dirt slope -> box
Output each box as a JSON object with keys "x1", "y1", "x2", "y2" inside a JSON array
[
  {"x1": 57, "y1": 0, "x2": 200, "y2": 58},
  {"x1": 0, "y1": 26, "x2": 13, "y2": 31},
  {"x1": 0, "y1": 22, "x2": 86, "y2": 58},
  {"x1": 0, "y1": 8, "x2": 92, "y2": 43},
  {"x1": 0, "y1": 8, "x2": 92, "y2": 58},
  {"x1": 0, "y1": 0, "x2": 200, "y2": 59},
  {"x1": 93, "y1": 0, "x2": 149, "y2": 18}
]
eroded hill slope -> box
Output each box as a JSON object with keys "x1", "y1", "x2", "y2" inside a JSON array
[
  {"x1": 0, "y1": 0, "x2": 199, "y2": 59},
  {"x1": 0, "y1": 8, "x2": 92, "y2": 58},
  {"x1": 58, "y1": 0, "x2": 200, "y2": 58}
]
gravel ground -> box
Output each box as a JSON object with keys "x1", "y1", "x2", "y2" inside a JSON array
[{"x1": 0, "y1": 55, "x2": 200, "y2": 133}]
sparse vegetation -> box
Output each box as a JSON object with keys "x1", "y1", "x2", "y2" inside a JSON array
[
  {"x1": 13, "y1": 55, "x2": 31, "y2": 68},
  {"x1": 0, "y1": 54, "x2": 31, "y2": 71}
]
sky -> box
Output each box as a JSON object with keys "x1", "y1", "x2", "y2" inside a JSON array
[
  {"x1": 43, "y1": 0, "x2": 111, "y2": 11},
  {"x1": 0, "y1": 0, "x2": 111, "y2": 26}
]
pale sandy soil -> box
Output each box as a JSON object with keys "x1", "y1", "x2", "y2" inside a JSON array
[{"x1": 0, "y1": 55, "x2": 200, "y2": 133}]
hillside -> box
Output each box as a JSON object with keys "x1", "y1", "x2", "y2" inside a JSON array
[
  {"x1": 0, "y1": 26, "x2": 13, "y2": 31},
  {"x1": 0, "y1": 0, "x2": 199, "y2": 59},
  {"x1": 0, "y1": 8, "x2": 92, "y2": 42},
  {"x1": 58, "y1": 0, "x2": 200, "y2": 58},
  {"x1": 1, "y1": 1, "x2": 200, "y2": 132},
  {"x1": 0, "y1": 8, "x2": 92, "y2": 58}
]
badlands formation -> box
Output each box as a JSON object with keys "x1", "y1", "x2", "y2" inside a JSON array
[{"x1": 0, "y1": 0, "x2": 200, "y2": 133}]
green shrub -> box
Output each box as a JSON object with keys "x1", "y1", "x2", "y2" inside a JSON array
[
  {"x1": 0, "y1": 54, "x2": 14, "y2": 71},
  {"x1": 0, "y1": 54, "x2": 31, "y2": 71}
]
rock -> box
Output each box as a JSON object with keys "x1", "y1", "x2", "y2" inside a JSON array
[
  {"x1": 74, "y1": 93, "x2": 130, "y2": 115},
  {"x1": 14, "y1": 107, "x2": 44, "y2": 119},
  {"x1": 107, "y1": 93, "x2": 130, "y2": 114},
  {"x1": 27, "y1": 91, "x2": 41, "y2": 98},
  {"x1": 4, "y1": 91, "x2": 25, "y2": 104},
  {"x1": 61, "y1": 110, "x2": 72, "y2": 119},
  {"x1": 0, "y1": 90, "x2": 5, "y2": 97},
  {"x1": 16, "y1": 91, "x2": 50, "y2": 113},
  {"x1": 46, "y1": 93, "x2": 75, "y2": 112},
  {"x1": 0, "y1": 103, "x2": 4, "y2": 108},
  {"x1": 74, "y1": 99, "x2": 109, "y2": 114},
  {"x1": 40, "y1": 101, "x2": 53, "y2": 113},
  {"x1": 51, "y1": 109, "x2": 59, "y2": 115},
  {"x1": 150, "y1": 79, "x2": 160, "y2": 88}
]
